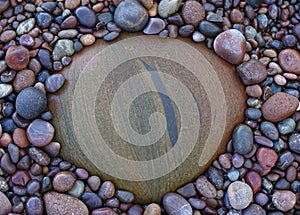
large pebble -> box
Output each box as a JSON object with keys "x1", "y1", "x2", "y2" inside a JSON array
[
  {"x1": 143, "y1": 18, "x2": 166, "y2": 35},
  {"x1": 237, "y1": 59, "x2": 267, "y2": 85},
  {"x1": 278, "y1": 49, "x2": 300, "y2": 74},
  {"x1": 261, "y1": 92, "x2": 299, "y2": 122},
  {"x1": 272, "y1": 190, "x2": 296, "y2": 212},
  {"x1": 114, "y1": 0, "x2": 148, "y2": 32},
  {"x1": 163, "y1": 193, "x2": 193, "y2": 215},
  {"x1": 196, "y1": 176, "x2": 217, "y2": 198},
  {"x1": 232, "y1": 124, "x2": 253, "y2": 155},
  {"x1": 16, "y1": 87, "x2": 47, "y2": 120},
  {"x1": 158, "y1": 0, "x2": 182, "y2": 18},
  {"x1": 53, "y1": 171, "x2": 76, "y2": 192},
  {"x1": 256, "y1": 147, "x2": 277, "y2": 170},
  {"x1": 0, "y1": 191, "x2": 12, "y2": 214},
  {"x1": 227, "y1": 181, "x2": 253, "y2": 210},
  {"x1": 5, "y1": 45, "x2": 30, "y2": 71},
  {"x1": 213, "y1": 29, "x2": 246, "y2": 65},
  {"x1": 26, "y1": 119, "x2": 54, "y2": 147},
  {"x1": 0, "y1": 0, "x2": 10, "y2": 13},
  {"x1": 44, "y1": 192, "x2": 89, "y2": 215},
  {"x1": 181, "y1": 1, "x2": 205, "y2": 26},
  {"x1": 74, "y1": 6, "x2": 97, "y2": 28}
]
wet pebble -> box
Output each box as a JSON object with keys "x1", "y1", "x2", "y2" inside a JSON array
[
  {"x1": 214, "y1": 29, "x2": 246, "y2": 65},
  {"x1": 0, "y1": 84, "x2": 13, "y2": 98},
  {"x1": 163, "y1": 192, "x2": 192, "y2": 215}
]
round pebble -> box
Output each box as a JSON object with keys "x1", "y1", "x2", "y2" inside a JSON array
[
  {"x1": 181, "y1": 1, "x2": 205, "y2": 27},
  {"x1": 227, "y1": 181, "x2": 253, "y2": 210},
  {"x1": 5, "y1": 45, "x2": 30, "y2": 71},
  {"x1": 26, "y1": 119, "x2": 54, "y2": 147},
  {"x1": 114, "y1": 0, "x2": 148, "y2": 32},
  {"x1": 214, "y1": 29, "x2": 246, "y2": 65},
  {"x1": 53, "y1": 171, "x2": 76, "y2": 192},
  {"x1": 272, "y1": 190, "x2": 296, "y2": 212},
  {"x1": 278, "y1": 49, "x2": 300, "y2": 74},
  {"x1": 144, "y1": 203, "x2": 161, "y2": 215},
  {"x1": 16, "y1": 87, "x2": 47, "y2": 120}
]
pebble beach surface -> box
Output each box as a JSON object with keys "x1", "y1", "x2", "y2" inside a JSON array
[{"x1": 1, "y1": 0, "x2": 300, "y2": 214}]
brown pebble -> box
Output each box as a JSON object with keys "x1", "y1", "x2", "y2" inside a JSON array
[
  {"x1": 5, "y1": 45, "x2": 30, "y2": 71},
  {"x1": 61, "y1": 16, "x2": 78, "y2": 29},
  {"x1": 53, "y1": 171, "x2": 77, "y2": 192},
  {"x1": 13, "y1": 128, "x2": 30, "y2": 148},
  {"x1": 65, "y1": 0, "x2": 80, "y2": 10},
  {"x1": 237, "y1": 59, "x2": 267, "y2": 85},
  {"x1": 143, "y1": 203, "x2": 161, "y2": 215},
  {"x1": 246, "y1": 84, "x2": 263, "y2": 98},
  {"x1": 286, "y1": 166, "x2": 297, "y2": 182},
  {"x1": 278, "y1": 49, "x2": 300, "y2": 74},
  {"x1": 12, "y1": 69, "x2": 35, "y2": 92},
  {"x1": 256, "y1": 147, "x2": 278, "y2": 170},
  {"x1": 230, "y1": 8, "x2": 244, "y2": 23},
  {"x1": 181, "y1": 1, "x2": 206, "y2": 27},
  {"x1": 80, "y1": 34, "x2": 96, "y2": 46},
  {"x1": 0, "y1": 30, "x2": 16, "y2": 43},
  {"x1": 262, "y1": 92, "x2": 299, "y2": 122}
]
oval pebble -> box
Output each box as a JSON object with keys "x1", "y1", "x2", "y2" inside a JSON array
[
  {"x1": 262, "y1": 92, "x2": 299, "y2": 123},
  {"x1": 163, "y1": 193, "x2": 193, "y2": 215},
  {"x1": 272, "y1": 190, "x2": 296, "y2": 212},
  {"x1": 5, "y1": 45, "x2": 30, "y2": 71},
  {"x1": 196, "y1": 176, "x2": 217, "y2": 198},
  {"x1": 232, "y1": 124, "x2": 253, "y2": 155},
  {"x1": 0, "y1": 191, "x2": 12, "y2": 214},
  {"x1": 45, "y1": 74, "x2": 65, "y2": 93},
  {"x1": 278, "y1": 49, "x2": 300, "y2": 74},
  {"x1": 44, "y1": 191, "x2": 89, "y2": 215},
  {"x1": 74, "y1": 6, "x2": 97, "y2": 28}
]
